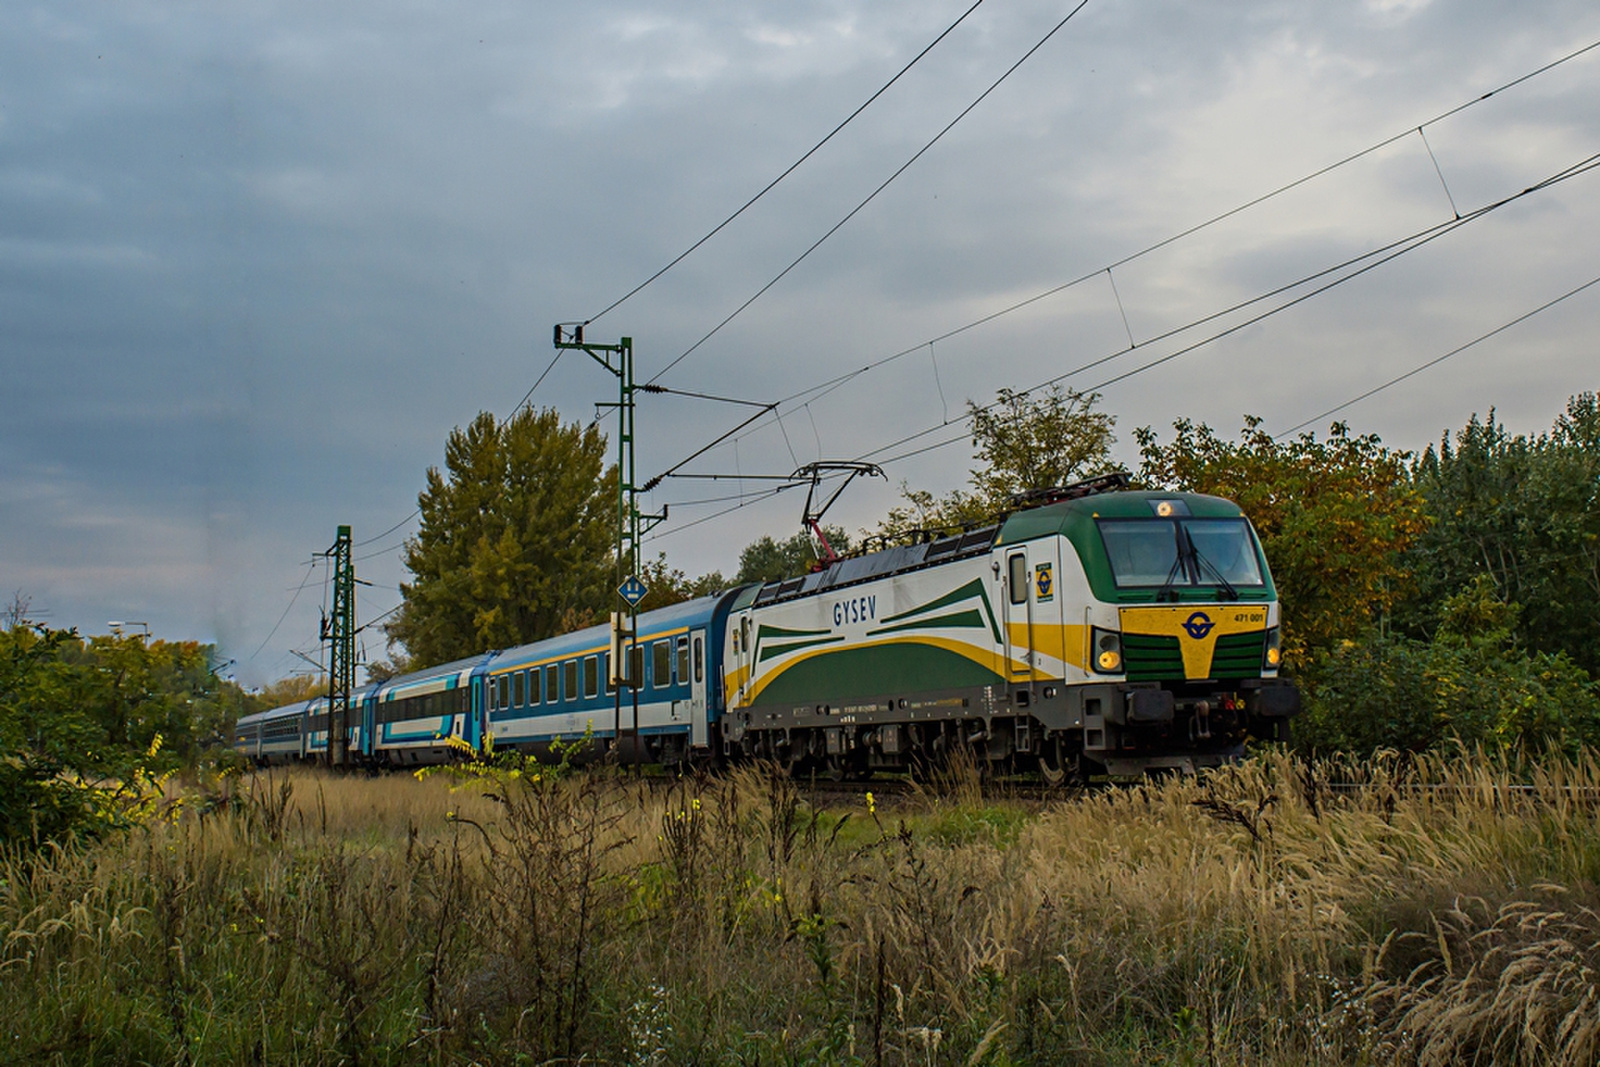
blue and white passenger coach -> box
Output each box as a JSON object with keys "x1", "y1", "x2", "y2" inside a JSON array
[
  {"x1": 370, "y1": 654, "x2": 494, "y2": 766},
  {"x1": 482, "y1": 591, "x2": 738, "y2": 765}
]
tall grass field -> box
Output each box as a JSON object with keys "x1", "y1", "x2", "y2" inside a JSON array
[{"x1": 6, "y1": 750, "x2": 1600, "y2": 1065}]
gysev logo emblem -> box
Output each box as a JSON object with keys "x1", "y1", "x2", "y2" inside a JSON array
[
  {"x1": 1182, "y1": 611, "x2": 1215, "y2": 640},
  {"x1": 1034, "y1": 562, "x2": 1053, "y2": 601}
]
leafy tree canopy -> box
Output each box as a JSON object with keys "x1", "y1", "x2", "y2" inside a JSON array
[
  {"x1": 639, "y1": 553, "x2": 728, "y2": 610},
  {"x1": 1296, "y1": 576, "x2": 1600, "y2": 755},
  {"x1": 878, "y1": 386, "x2": 1117, "y2": 537},
  {"x1": 734, "y1": 526, "x2": 851, "y2": 585},
  {"x1": 387, "y1": 408, "x2": 618, "y2": 668},
  {"x1": 1135, "y1": 416, "x2": 1428, "y2": 665},
  {"x1": 253, "y1": 673, "x2": 328, "y2": 707},
  {"x1": 1404, "y1": 393, "x2": 1600, "y2": 675},
  {"x1": 1, "y1": 617, "x2": 246, "y2": 847}
]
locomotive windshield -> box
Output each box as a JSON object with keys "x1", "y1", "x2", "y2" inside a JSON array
[{"x1": 1097, "y1": 517, "x2": 1264, "y2": 590}]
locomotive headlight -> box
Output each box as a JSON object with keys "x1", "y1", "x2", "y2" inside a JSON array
[
  {"x1": 1263, "y1": 627, "x2": 1282, "y2": 671},
  {"x1": 1091, "y1": 627, "x2": 1123, "y2": 673}
]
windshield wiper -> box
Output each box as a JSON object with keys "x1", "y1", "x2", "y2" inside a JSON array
[
  {"x1": 1184, "y1": 528, "x2": 1239, "y2": 601},
  {"x1": 1153, "y1": 545, "x2": 1187, "y2": 603}
]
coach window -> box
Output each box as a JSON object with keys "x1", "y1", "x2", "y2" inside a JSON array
[
  {"x1": 1008, "y1": 554, "x2": 1028, "y2": 605},
  {"x1": 629, "y1": 643, "x2": 644, "y2": 688},
  {"x1": 603, "y1": 653, "x2": 615, "y2": 695},
  {"x1": 693, "y1": 636, "x2": 704, "y2": 683},
  {"x1": 544, "y1": 664, "x2": 558, "y2": 703},
  {"x1": 512, "y1": 670, "x2": 524, "y2": 708},
  {"x1": 564, "y1": 660, "x2": 578, "y2": 702},
  {"x1": 527, "y1": 668, "x2": 541, "y2": 704},
  {"x1": 653, "y1": 641, "x2": 672, "y2": 688},
  {"x1": 486, "y1": 681, "x2": 497, "y2": 713},
  {"x1": 498, "y1": 675, "x2": 511, "y2": 710},
  {"x1": 583, "y1": 656, "x2": 599, "y2": 699},
  {"x1": 676, "y1": 636, "x2": 690, "y2": 687}
]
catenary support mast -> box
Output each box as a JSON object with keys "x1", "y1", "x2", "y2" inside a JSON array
[
  {"x1": 321, "y1": 524, "x2": 355, "y2": 767},
  {"x1": 553, "y1": 327, "x2": 666, "y2": 760}
]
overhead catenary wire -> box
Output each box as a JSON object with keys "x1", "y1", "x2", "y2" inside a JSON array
[
  {"x1": 319, "y1": 35, "x2": 1600, "y2": 571},
  {"x1": 640, "y1": 144, "x2": 1600, "y2": 549},
  {"x1": 647, "y1": 482, "x2": 807, "y2": 541},
  {"x1": 647, "y1": 0, "x2": 1095, "y2": 386},
  {"x1": 713, "y1": 36, "x2": 1600, "y2": 442},
  {"x1": 585, "y1": 0, "x2": 990, "y2": 328},
  {"x1": 353, "y1": 511, "x2": 418, "y2": 549},
  {"x1": 349, "y1": 335, "x2": 572, "y2": 562},
  {"x1": 852, "y1": 151, "x2": 1600, "y2": 472},
  {"x1": 1274, "y1": 272, "x2": 1600, "y2": 438},
  {"x1": 247, "y1": 560, "x2": 320, "y2": 665},
  {"x1": 253, "y1": 37, "x2": 1600, "y2": 665}
]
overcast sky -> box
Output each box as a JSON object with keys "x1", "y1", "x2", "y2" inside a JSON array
[{"x1": 4, "y1": 0, "x2": 1597, "y2": 686}]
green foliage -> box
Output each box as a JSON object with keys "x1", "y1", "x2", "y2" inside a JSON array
[
  {"x1": 388, "y1": 407, "x2": 618, "y2": 667},
  {"x1": 253, "y1": 673, "x2": 328, "y2": 707},
  {"x1": 1136, "y1": 416, "x2": 1428, "y2": 666},
  {"x1": 968, "y1": 385, "x2": 1119, "y2": 504},
  {"x1": 1297, "y1": 577, "x2": 1600, "y2": 754},
  {"x1": 638, "y1": 552, "x2": 727, "y2": 609},
  {"x1": 879, "y1": 385, "x2": 1117, "y2": 536},
  {"x1": 1404, "y1": 394, "x2": 1600, "y2": 675},
  {"x1": 0, "y1": 622, "x2": 227, "y2": 848},
  {"x1": 734, "y1": 526, "x2": 850, "y2": 584}
]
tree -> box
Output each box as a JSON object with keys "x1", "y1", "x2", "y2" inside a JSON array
[
  {"x1": 638, "y1": 553, "x2": 727, "y2": 610},
  {"x1": 734, "y1": 527, "x2": 851, "y2": 584},
  {"x1": 387, "y1": 408, "x2": 618, "y2": 667},
  {"x1": 1135, "y1": 416, "x2": 1428, "y2": 666},
  {"x1": 1, "y1": 618, "x2": 244, "y2": 847},
  {"x1": 1295, "y1": 577, "x2": 1600, "y2": 755},
  {"x1": 254, "y1": 674, "x2": 328, "y2": 707},
  {"x1": 1404, "y1": 394, "x2": 1600, "y2": 675},
  {"x1": 878, "y1": 386, "x2": 1118, "y2": 537}
]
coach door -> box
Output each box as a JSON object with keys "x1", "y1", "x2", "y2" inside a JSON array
[
  {"x1": 1005, "y1": 548, "x2": 1034, "y2": 681},
  {"x1": 689, "y1": 630, "x2": 708, "y2": 748}
]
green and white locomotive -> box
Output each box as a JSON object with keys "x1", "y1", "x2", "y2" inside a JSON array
[{"x1": 719, "y1": 474, "x2": 1300, "y2": 779}]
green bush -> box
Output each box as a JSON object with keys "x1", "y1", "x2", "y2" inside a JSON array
[{"x1": 1297, "y1": 577, "x2": 1600, "y2": 754}]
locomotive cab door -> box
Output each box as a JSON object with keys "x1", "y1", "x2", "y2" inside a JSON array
[
  {"x1": 734, "y1": 612, "x2": 753, "y2": 709},
  {"x1": 689, "y1": 630, "x2": 708, "y2": 748},
  {"x1": 1004, "y1": 548, "x2": 1034, "y2": 682}
]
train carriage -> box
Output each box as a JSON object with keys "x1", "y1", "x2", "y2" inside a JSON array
[
  {"x1": 251, "y1": 698, "x2": 310, "y2": 764},
  {"x1": 231, "y1": 708, "x2": 265, "y2": 762},
  {"x1": 370, "y1": 655, "x2": 493, "y2": 766},
  {"x1": 304, "y1": 684, "x2": 377, "y2": 761},
  {"x1": 483, "y1": 591, "x2": 738, "y2": 766}
]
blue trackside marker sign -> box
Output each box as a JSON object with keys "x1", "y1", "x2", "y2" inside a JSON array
[{"x1": 618, "y1": 575, "x2": 649, "y2": 607}]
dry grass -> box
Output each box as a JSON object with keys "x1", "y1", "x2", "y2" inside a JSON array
[{"x1": 5, "y1": 748, "x2": 1600, "y2": 1064}]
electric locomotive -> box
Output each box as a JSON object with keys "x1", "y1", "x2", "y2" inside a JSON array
[{"x1": 721, "y1": 474, "x2": 1299, "y2": 779}]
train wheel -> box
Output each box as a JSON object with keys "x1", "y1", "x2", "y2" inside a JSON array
[{"x1": 1038, "y1": 736, "x2": 1068, "y2": 787}]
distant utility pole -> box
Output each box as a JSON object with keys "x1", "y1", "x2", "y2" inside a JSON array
[
  {"x1": 552, "y1": 327, "x2": 666, "y2": 762},
  {"x1": 319, "y1": 524, "x2": 355, "y2": 767}
]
